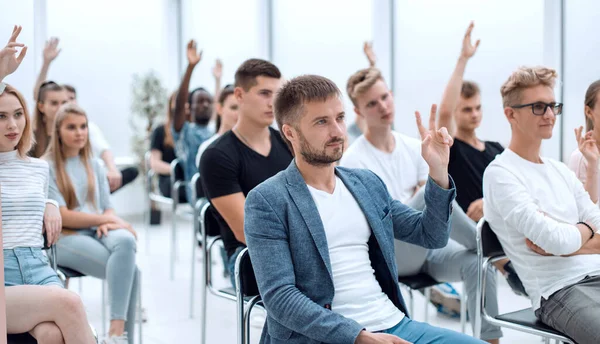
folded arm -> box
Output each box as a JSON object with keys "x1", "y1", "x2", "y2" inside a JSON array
[{"x1": 244, "y1": 189, "x2": 363, "y2": 343}]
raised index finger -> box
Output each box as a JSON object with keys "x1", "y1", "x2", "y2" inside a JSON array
[
  {"x1": 415, "y1": 111, "x2": 427, "y2": 140},
  {"x1": 428, "y1": 104, "x2": 438, "y2": 131}
]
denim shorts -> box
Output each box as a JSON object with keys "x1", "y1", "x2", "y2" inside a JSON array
[{"x1": 4, "y1": 247, "x2": 63, "y2": 287}]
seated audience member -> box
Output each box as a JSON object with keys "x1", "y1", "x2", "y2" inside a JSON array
[
  {"x1": 568, "y1": 80, "x2": 600, "y2": 203},
  {"x1": 340, "y1": 65, "x2": 501, "y2": 342},
  {"x1": 150, "y1": 92, "x2": 187, "y2": 202},
  {"x1": 245, "y1": 74, "x2": 484, "y2": 344},
  {"x1": 31, "y1": 81, "x2": 69, "y2": 158},
  {"x1": 0, "y1": 26, "x2": 96, "y2": 343},
  {"x1": 195, "y1": 83, "x2": 238, "y2": 169},
  {"x1": 33, "y1": 37, "x2": 138, "y2": 192},
  {"x1": 200, "y1": 58, "x2": 291, "y2": 285},
  {"x1": 483, "y1": 66, "x2": 600, "y2": 343},
  {"x1": 172, "y1": 40, "x2": 215, "y2": 200},
  {"x1": 45, "y1": 104, "x2": 139, "y2": 344},
  {"x1": 436, "y1": 23, "x2": 523, "y2": 296}
]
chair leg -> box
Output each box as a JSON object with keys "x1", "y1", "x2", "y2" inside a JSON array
[
  {"x1": 170, "y1": 191, "x2": 178, "y2": 281},
  {"x1": 200, "y1": 241, "x2": 208, "y2": 344},
  {"x1": 460, "y1": 283, "x2": 467, "y2": 333},
  {"x1": 543, "y1": 338, "x2": 550, "y2": 344},
  {"x1": 138, "y1": 270, "x2": 143, "y2": 344},
  {"x1": 190, "y1": 207, "x2": 199, "y2": 318},
  {"x1": 423, "y1": 287, "x2": 431, "y2": 321},
  {"x1": 102, "y1": 281, "x2": 107, "y2": 336},
  {"x1": 244, "y1": 298, "x2": 261, "y2": 344}
]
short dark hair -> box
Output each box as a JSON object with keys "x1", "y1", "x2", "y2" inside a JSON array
[
  {"x1": 63, "y1": 84, "x2": 77, "y2": 96},
  {"x1": 188, "y1": 87, "x2": 210, "y2": 105},
  {"x1": 234, "y1": 58, "x2": 281, "y2": 91},
  {"x1": 274, "y1": 75, "x2": 341, "y2": 150},
  {"x1": 461, "y1": 81, "x2": 480, "y2": 99}
]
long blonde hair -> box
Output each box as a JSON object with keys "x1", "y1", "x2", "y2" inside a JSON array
[
  {"x1": 1, "y1": 84, "x2": 34, "y2": 157},
  {"x1": 44, "y1": 103, "x2": 96, "y2": 210}
]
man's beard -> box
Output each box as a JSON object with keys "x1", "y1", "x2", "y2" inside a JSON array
[{"x1": 298, "y1": 131, "x2": 344, "y2": 167}]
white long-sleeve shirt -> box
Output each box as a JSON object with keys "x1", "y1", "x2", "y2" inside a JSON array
[
  {"x1": 0, "y1": 150, "x2": 49, "y2": 249},
  {"x1": 483, "y1": 149, "x2": 600, "y2": 310}
]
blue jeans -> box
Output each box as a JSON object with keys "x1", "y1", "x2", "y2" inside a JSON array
[
  {"x1": 4, "y1": 247, "x2": 63, "y2": 287},
  {"x1": 57, "y1": 229, "x2": 138, "y2": 344},
  {"x1": 380, "y1": 317, "x2": 485, "y2": 343}
]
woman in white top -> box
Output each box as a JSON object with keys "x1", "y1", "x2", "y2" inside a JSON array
[
  {"x1": 568, "y1": 80, "x2": 600, "y2": 203},
  {"x1": 0, "y1": 79, "x2": 96, "y2": 342},
  {"x1": 195, "y1": 84, "x2": 238, "y2": 168},
  {"x1": 45, "y1": 103, "x2": 139, "y2": 344}
]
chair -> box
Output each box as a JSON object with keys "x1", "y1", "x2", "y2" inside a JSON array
[
  {"x1": 189, "y1": 172, "x2": 207, "y2": 318},
  {"x1": 234, "y1": 248, "x2": 262, "y2": 344},
  {"x1": 474, "y1": 219, "x2": 574, "y2": 344},
  {"x1": 143, "y1": 151, "x2": 174, "y2": 252},
  {"x1": 398, "y1": 273, "x2": 467, "y2": 332}
]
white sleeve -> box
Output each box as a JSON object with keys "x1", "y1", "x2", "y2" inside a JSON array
[
  {"x1": 88, "y1": 121, "x2": 111, "y2": 158},
  {"x1": 484, "y1": 165, "x2": 582, "y2": 255}
]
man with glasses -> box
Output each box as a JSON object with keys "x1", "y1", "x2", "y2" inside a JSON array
[{"x1": 483, "y1": 66, "x2": 600, "y2": 343}]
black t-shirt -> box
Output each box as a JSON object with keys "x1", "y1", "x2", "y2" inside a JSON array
[
  {"x1": 150, "y1": 125, "x2": 177, "y2": 174},
  {"x1": 448, "y1": 138, "x2": 504, "y2": 212},
  {"x1": 200, "y1": 127, "x2": 293, "y2": 257}
]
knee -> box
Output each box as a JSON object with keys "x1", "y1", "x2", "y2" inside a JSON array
[
  {"x1": 56, "y1": 289, "x2": 86, "y2": 317},
  {"x1": 115, "y1": 232, "x2": 137, "y2": 252},
  {"x1": 34, "y1": 323, "x2": 64, "y2": 344}
]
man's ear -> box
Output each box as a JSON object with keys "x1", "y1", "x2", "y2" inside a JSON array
[
  {"x1": 504, "y1": 107, "x2": 515, "y2": 123},
  {"x1": 234, "y1": 87, "x2": 244, "y2": 102},
  {"x1": 281, "y1": 123, "x2": 295, "y2": 143}
]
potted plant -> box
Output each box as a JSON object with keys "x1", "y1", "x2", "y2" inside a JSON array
[{"x1": 130, "y1": 70, "x2": 167, "y2": 224}]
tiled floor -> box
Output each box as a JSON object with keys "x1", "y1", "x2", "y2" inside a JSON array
[{"x1": 71, "y1": 210, "x2": 548, "y2": 344}]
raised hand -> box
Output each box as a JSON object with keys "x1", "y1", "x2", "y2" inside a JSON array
[
  {"x1": 0, "y1": 25, "x2": 27, "y2": 81},
  {"x1": 43, "y1": 37, "x2": 61, "y2": 63},
  {"x1": 415, "y1": 104, "x2": 452, "y2": 188},
  {"x1": 575, "y1": 126, "x2": 599, "y2": 163},
  {"x1": 461, "y1": 21, "x2": 480, "y2": 60},
  {"x1": 212, "y1": 59, "x2": 223, "y2": 80},
  {"x1": 186, "y1": 39, "x2": 202, "y2": 66},
  {"x1": 363, "y1": 41, "x2": 376, "y2": 67}
]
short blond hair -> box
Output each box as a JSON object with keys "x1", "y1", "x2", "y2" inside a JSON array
[
  {"x1": 500, "y1": 66, "x2": 558, "y2": 108},
  {"x1": 346, "y1": 68, "x2": 384, "y2": 106}
]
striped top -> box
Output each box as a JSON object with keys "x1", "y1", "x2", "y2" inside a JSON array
[{"x1": 0, "y1": 150, "x2": 48, "y2": 249}]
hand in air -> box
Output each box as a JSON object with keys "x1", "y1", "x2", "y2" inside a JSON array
[
  {"x1": 0, "y1": 25, "x2": 27, "y2": 80},
  {"x1": 187, "y1": 39, "x2": 202, "y2": 66}
]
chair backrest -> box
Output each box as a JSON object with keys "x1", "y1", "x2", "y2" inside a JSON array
[
  {"x1": 170, "y1": 159, "x2": 185, "y2": 185},
  {"x1": 481, "y1": 220, "x2": 505, "y2": 258},
  {"x1": 236, "y1": 248, "x2": 260, "y2": 297},
  {"x1": 191, "y1": 173, "x2": 205, "y2": 201}
]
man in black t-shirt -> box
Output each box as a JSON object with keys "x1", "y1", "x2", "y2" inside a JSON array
[{"x1": 199, "y1": 58, "x2": 292, "y2": 284}]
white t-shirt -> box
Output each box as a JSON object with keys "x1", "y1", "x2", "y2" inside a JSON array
[
  {"x1": 196, "y1": 133, "x2": 220, "y2": 169},
  {"x1": 340, "y1": 132, "x2": 428, "y2": 203},
  {"x1": 88, "y1": 121, "x2": 110, "y2": 159},
  {"x1": 483, "y1": 149, "x2": 600, "y2": 310},
  {"x1": 307, "y1": 177, "x2": 404, "y2": 331}
]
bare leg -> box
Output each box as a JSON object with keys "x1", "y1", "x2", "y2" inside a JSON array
[
  {"x1": 30, "y1": 322, "x2": 65, "y2": 344},
  {"x1": 6, "y1": 285, "x2": 96, "y2": 343}
]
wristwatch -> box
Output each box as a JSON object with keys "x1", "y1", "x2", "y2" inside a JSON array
[{"x1": 0, "y1": 82, "x2": 5, "y2": 95}]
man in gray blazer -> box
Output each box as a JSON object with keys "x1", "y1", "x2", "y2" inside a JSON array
[{"x1": 244, "y1": 75, "x2": 484, "y2": 344}]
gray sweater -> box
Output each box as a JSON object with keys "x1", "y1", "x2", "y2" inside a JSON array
[{"x1": 48, "y1": 156, "x2": 112, "y2": 215}]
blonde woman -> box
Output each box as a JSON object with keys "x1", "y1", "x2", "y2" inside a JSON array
[
  {"x1": 0, "y1": 25, "x2": 96, "y2": 343},
  {"x1": 45, "y1": 103, "x2": 138, "y2": 344}
]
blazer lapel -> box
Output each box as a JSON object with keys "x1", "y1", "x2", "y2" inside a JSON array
[
  {"x1": 336, "y1": 168, "x2": 396, "y2": 274},
  {"x1": 285, "y1": 162, "x2": 333, "y2": 281}
]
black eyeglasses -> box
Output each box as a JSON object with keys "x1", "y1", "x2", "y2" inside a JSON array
[{"x1": 511, "y1": 102, "x2": 563, "y2": 116}]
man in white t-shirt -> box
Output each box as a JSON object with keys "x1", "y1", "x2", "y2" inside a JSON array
[
  {"x1": 483, "y1": 66, "x2": 600, "y2": 343},
  {"x1": 245, "y1": 74, "x2": 484, "y2": 344},
  {"x1": 341, "y1": 68, "x2": 501, "y2": 343}
]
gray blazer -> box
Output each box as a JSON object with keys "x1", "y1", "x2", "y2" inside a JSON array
[{"x1": 244, "y1": 161, "x2": 455, "y2": 344}]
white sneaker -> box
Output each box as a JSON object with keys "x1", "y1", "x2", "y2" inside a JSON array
[{"x1": 102, "y1": 333, "x2": 128, "y2": 344}]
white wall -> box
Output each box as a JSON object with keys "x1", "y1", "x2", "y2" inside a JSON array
[
  {"x1": 0, "y1": 0, "x2": 36, "y2": 107},
  {"x1": 182, "y1": 0, "x2": 269, "y2": 95},
  {"x1": 392, "y1": 0, "x2": 559, "y2": 157},
  {"x1": 271, "y1": 0, "x2": 373, "y2": 124},
  {"x1": 562, "y1": 0, "x2": 600, "y2": 162}
]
